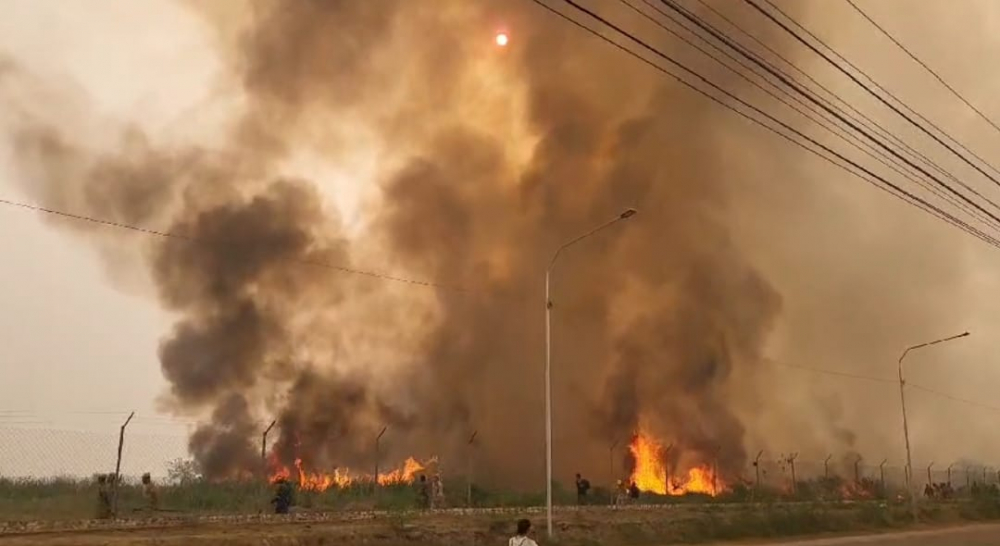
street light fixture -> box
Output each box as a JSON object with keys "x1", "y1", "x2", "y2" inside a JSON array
[
  {"x1": 544, "y1": 208, "x2": 637, "y2": 538},
  {"x1": 898, "y1": 331, "x2": 969, "y2": 521}
]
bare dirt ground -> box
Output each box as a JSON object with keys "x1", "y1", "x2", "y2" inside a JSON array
[{"x1": 0, "y1": 502, "x2": 987, "y2": 546}]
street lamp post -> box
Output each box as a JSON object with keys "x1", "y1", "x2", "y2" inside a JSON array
[
  {"x1": 898, "y1": 331, "x2": 969, "y2": 521},
  {"x1": 545, "y1": 208, "x2": 637, "y2": 538}
]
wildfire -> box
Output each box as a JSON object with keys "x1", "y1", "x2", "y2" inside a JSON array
[
  {"x1": 268, "y1": 454, "x2": 435, "y2": 493},
  {"x1": 628, "y1": 430, "x2": 723, "y2": 496}
]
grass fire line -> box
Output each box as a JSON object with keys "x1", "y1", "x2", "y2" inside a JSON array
[
  {"x1": 629, "y1": 430, "x2": 723, "y2": 496},
  {"x1": 268, "y1": 454, "x2": 437, "y2": 492}
]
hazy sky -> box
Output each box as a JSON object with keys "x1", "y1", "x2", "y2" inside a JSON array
[{"x1": 4, "y1": 0, "x2": 1000, "y2": 477}]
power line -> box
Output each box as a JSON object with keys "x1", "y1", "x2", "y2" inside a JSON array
[
  {"x1": 533, "y1": 0, "x2": 1000, "y2": 415},
  {"x1": 689, "y1": 0, "x2": 957, "y2": 184},
  {"x1": 908, "y1": 384, "x2": 1000, "y2": 414},
  {"x1": 630, "y1": 0, "x2": 1000, "y2": 234},
  {"x1": 0, "y1": 197, "x2": 475, "y2": 293},
  {"x1": 844, "y1": 0, "x2": 1000, "y2": 140},
  {"x1": 661, "y1": 0, "x2": 1000, "y2": 231},
  {"x1": 765, "y1": 359, "x2": 1000, "y2": 414},
  {"x1": 534, "y1": 0, "x2": 1000, "y2": 249},
  {"x1": 749, "y1": 0, "x2": 1000, "y2": 189},
  {"x1": 765, "y1": 358, "x2": 895, "y2": 384}
]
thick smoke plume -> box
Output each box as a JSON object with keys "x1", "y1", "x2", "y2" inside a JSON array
[{"x1": 0, "y1": 0, "x2": 893, "y2": 486}]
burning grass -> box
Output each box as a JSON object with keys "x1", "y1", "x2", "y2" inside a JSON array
[{"x1": 628, "y1": 430, "x2": 724, "y2": 496}]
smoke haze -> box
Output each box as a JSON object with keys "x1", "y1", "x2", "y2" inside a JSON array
[{"x1": 2, "y1": 0, "x2": 1000, "y2": 486}]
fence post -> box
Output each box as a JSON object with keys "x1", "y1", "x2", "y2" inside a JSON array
[
  {"x1": 260, "y1": 420, "x2": 277, "y2": 514},
  {"x1": 947, "y1": 463, "x2": 955, "y2": 487},
  {"x1": 753, "y1": 451, "x2": 764, "y2": 492},
  {"x1": 879, "y1": 459, "x2": 888, "y2": 493},
  {"x1": 663, "y1": 443, "x2": 674, "y2": 494},
  {"x1": 374, "y1": 426, "x2": 387, "y2": 496},
  {"x1": 467, "y1": 431, "x2": 478, "y2": 507},
  {"x1": 787, "y1": 453, "x2": 798, "y2": 496},
  {"x1": 966, "y1": 467, "x2": 972, "y2": 489},
  {"x1": 983, "y1": 467, "x2": 988, "y2": 485},
  {"x1": 854, "y1": 456, "x2": 862, "y2": 485},
  {"x1": 824, "y1": 454, "x2": 832, "y2": 479},
  {"x1": 261, "y1": 420, "x2": 276, "y2": 467},
  {"x1": 609, "y1": 439, "x2": 619, "y2": 504},
  {"x1": 926, "y1": 462, "x2": 934, "y2": 488},
  {"x1": 712, "y1": 446, "x2": 721, "y2": 496},
  {"x1": 112, "y1": 411, "x2": 135, "y2": 518}
]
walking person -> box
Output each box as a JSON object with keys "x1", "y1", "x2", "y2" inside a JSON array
[{"x1": 575, "y1": 472, "x2": 591, "y2": 505}]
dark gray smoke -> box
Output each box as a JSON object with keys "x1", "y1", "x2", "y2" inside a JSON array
[{"x1": 2, "y1": 0, "x2": 892, "y2": 486}]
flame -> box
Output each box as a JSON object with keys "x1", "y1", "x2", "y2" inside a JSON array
[
  {"x1": 377, "y1": 456, "x2": 435, "y2": 486},
  {"x1": 268, "y1": 453, "x2": 436, "y2": 492},
  {"x1": 629, "y1": 432, "x2": 668, "y2": 494},
  {"x1": 628, "y1": 430, "x2": 724, "y2": 496}
]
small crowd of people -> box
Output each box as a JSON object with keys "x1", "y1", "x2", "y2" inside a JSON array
[
  {"x1": 94, "y1": 472, "x2": 158, "y2": 519},
  {"x1": 574, "y1": 472, "x2": 640, "y2": 506},
  {"x1": 415, "y1": 474, "x2": 446, "y2": 509}
]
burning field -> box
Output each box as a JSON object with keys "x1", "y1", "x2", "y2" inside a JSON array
[
  {"x1": 0, "y1": 0, "x2": 869, "y2": 494},
  {"x1": 628, "y1": 431, "x2": 723, "y2": 497}
]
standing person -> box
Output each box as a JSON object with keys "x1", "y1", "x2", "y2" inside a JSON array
[
  {"x1": 431, "y1": 474, "x2": 445, "y2": 509},
  {"x1": 95, "y1": 474, "x2": 112, "y2": 519},
  {"x1": 416, "y1": 475, "x2": 430, "y2": 509},
  {"x1": 628, "y1": 480, "x2": 640, "y2": 501},
  {"x1": 271, "y1": 478, "x2": 293, "y2": 514},
  {"x1": 141, "y1": 473, "x2": 158, "y2": 513},
  {"x1": 574, "y1": 473, "x2": 591, "y2": 505},
  {"x1": 509, "y1": 518, "x2": 539, "y2": 546}
]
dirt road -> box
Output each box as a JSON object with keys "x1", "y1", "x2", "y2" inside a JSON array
[{"x1": 754, "y1": 523, "x2": 1000, "y2": 545}]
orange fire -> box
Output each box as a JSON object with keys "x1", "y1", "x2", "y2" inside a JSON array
[
  {"x1": 268, "y1": 454, "x2": 435, "y2": 492},
  {"x1": 628, "y1": 430, "x2": 723, "y2": 496}
]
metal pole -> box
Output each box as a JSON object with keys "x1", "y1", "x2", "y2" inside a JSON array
[
  {"x1": 879, "y1": 459, "x2": 887, "y2": 494},
  {"x1": 112, "y1": 411, "x2": 135, "y2": 518},
  {"x1": 854, "y1": 456, "x2": 862, "y2": 485},
  {"x1": 375, "y1": 426, "x2": 387, "y2": 495},
  {"x1": 261, "y1": 419, "x2": 276, "y2": 514},
  {"x1": 824, "y1": 454, "x2": 832, "y2": 479},
  {"x1": 753, "y1": 451, "x2": 763, "y2": 493},
  {"x1": 467, "y1": 431, "x2": 477, "y2": 507},
  {"x1": 927, "y1": 462, "x2": 934, "y2": 488},
  {"x1": 898, "y1": 331, "x2": 969, "y2": 521},
  {"x1": 609, "y1": 439, "x2": 618, "y2": 504},
  {"x1": 544, "y1": 208, "x2": 637, "y2": 539},
  {"x1": 262, "y1": 420, "x2": 277, "y2": 464},
  {"x1": 544, "y1": 269, "x2": 553, "y2": 538},
  {"x1": 788, "y1": 453, "x2": 798, "y2": 496},
  {"x1": 948, "y1": 463, "x2": 955, "y2": 487},
  {"x1": 712, "y1": 445, "x2": 721, "y2": 496},
  {"x1": 663, "y1": 442, "x2": 674, "y2": 494}
]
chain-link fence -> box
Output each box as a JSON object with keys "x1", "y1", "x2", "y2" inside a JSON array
[{"x1": 1, "y1": 424, "x2": 995, "y2": 522}]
